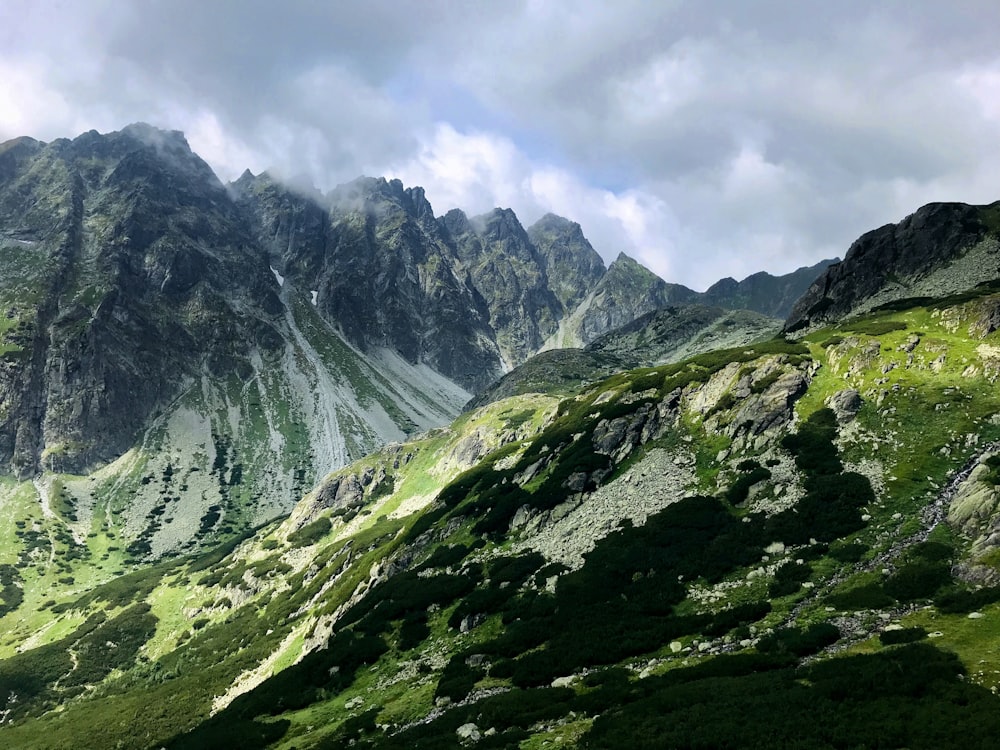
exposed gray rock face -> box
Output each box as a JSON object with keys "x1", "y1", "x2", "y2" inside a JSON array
[
  {"x1": 969, "y1": 297, "x2": 1000, "y2": 339},
  {"x1": 827, "y1": 389, "x2": 863, "y2": 423},
  {"x1": 230, "y1": 170, "x2": 329, "y2": 281},
  {"x1": 235, "y1": 174, "x2": 503, "y2": 392},
  {"x1": 703, "y1": 258, "x2": 837, "y2": 319},
  {"x1": 236, "y1": 168, "x2": 828, "y2": 383},
  {"x1": 588, "y1": 304, "x2": 781, "y2": 364},
  {"x1": 441, "y1": 207, "x2": 564, "y2": 366},
  {"x1": 786, "y1": 201, "x2": 1000, "y2": 331},
  {"x1": 526, "y1": 213, "x2": 606, "y2": 313},
  {"x1": 467, "y1": 305, "x2": 782, "y2": 411},
  {"x1": 556, "y1": 253, "x2": 698, "y2": 347},
  {"x1": 726, "y1": 366, "x2": 812, "y2": 438},
  {"x1": 0, "y1": 125, "x2": 283, "y2": 475},
  {"x1": 0, "y1": 122, "x2": 850, "y2": 480}
]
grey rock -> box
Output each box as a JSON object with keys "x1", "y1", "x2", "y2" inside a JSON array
[
  {"x1": 786, "y1": 201, "x2": 1000, "y2": 331},
  {"x1": 527, "y1": 213, "x2": 606, "y2": 313},
  {"x1": 970, "y1": 298, "x2": 1000, "y2": 339},
  {"x1": 703, "y1": 258, "x2": 837, "y2": 319},
  {"x1": 459, "y1": 613, "x2": 486, "y2": 633},
  {"x1": 0, "y1": 124, "x2": 282, "y2": 475},
  {"x1": 827, "y1": 389, "x2": 863, "y2": 423},
  {"x1": 457, "y1": 723, "x2": 481, "y2": 742},
  {"x1": 237, "y1": 174, "x2": 504, "y2": 392},
  {"x1": 315, "y1": 474, "x2": 364, "y2": 512},
  {"x1": 442, "y1": 207, "x2": 565, "y2": 367},
  {"x1": 465, "y1": 653, "x2": 488, "y2": 668},
  {"x1": 567, "y1": 253, "x2": 698, "y2": 346}
]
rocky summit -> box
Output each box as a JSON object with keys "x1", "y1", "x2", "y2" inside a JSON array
[
  {"x1": 16, "y1": 124, "x2": 987, "y2": 750},
  {"x1": 0, "y1": 123, "x2": 830, "y2": 561},
  {"x1": 786, "y1": 201, "x2": 1000, "y2": 331}
]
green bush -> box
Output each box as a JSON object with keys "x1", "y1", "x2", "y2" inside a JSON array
[
  {"x1": 435, "y1": 654, "x2": 481, "y2": 702},
  {"x1": 489, "y1": 552, "x2": 545, "y2": 585},
  {"x1": 829, "y1": 542, "x2": 868, "y2": 563},
  {"x1": 879, "y1": 627, "x2": 927, "y2": 646},
  {"x1": 725, "y1": 466, "x2": 771, "y2": 505},
  {"x1": 756, "y1": 622, "x2": 839, "y2": 657},
  {"x1": 826, "y1": 582, "x2": 894, "y2": 610},
  {"x1": 820, "y1": 335, "x2": 845, "y2": 348},
  {"x1": 581, "y1": 644, "x2": 1000, "y2": 750},
  {"x1": 288, "y1": 516, "x2": 332, "y2": 548},
  {"x1": 934, "y1": 585, "x2": 1000, "y2": 614},
  {"x1": 750, "y1": 370, "x2": 783, "y2": 393},
  {"x1": 845, "y1": 319, "x2": 908, "y2": 336},
  {"x1": 418, "y1": 542, "x2": 477, "y2": 571},
  {"x1": 768, "y1": 561, "x2": 812, "y2": 598},
  {"x1": 398, "y1": 613, "x2": 430, "y2": 651},
  {"x1": 883, "y1": 562, "x2": 952, "y2": 602}
]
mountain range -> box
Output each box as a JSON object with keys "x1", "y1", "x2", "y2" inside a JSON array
[
  {"x1": 6, "y1": 124, "x2": 1000, "y2": 749},
  {"x1": 0, "y1": 124, "x2": 830, "y2": 560}
]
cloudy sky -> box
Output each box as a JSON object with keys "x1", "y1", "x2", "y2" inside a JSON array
[{"x1": 3, "y1": 1, "x2": 1000, "y2": 289}]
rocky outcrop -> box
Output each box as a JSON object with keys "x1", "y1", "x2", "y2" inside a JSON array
[
  {"x1": 547, "y1": 253, "x2": 698, "y2": 349},
  {"x1": 587, "y1": 304, "x2": 780, "y2": 365},
  {"x1": 827, "y1": 389, "x2": 863, "y2": 423},
  {"x1": 0, "y1": 125, "x2": 284, "y2": 475},
  {"x1": 441, "y1": 207, "x2": 565, "y2": 366},
  {"x1": 526, "y1": 213, "x2": 606, "y2": 313},
  {"x1": 236, "y1": 175, "x2": 504, "y2": 392},
  {"x1": 515, "y1": 447, "x2": 698, "y2": 568},
  {"x1": 786, "y1": 201, "x2": 1000, "y2": 331}
]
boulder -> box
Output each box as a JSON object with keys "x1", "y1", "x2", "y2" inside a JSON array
[
  {"x1": 457, "y1": 723, "x2": 481, "y2": 742},
  {"x1": 827, "y1": 389, "x2": 862, "y2": 423}
]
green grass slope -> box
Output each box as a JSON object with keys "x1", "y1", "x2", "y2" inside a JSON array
[{"x1": 8, "y1": 291, "x2": 1000, "y2": 747}]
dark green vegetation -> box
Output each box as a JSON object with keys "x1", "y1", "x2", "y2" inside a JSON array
[
  {"x1": 7, "y1": 285, "x2": 1000, "y2": 748},
  {"x1": 582, "y1": 645, "x2": 1000, "y2": 750},
  {"x1": 7, "y1": 125, "x2": 1000, "y2": 748}
]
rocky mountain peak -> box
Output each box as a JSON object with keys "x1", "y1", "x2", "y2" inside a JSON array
[
  {"x1": 0, "y1": 135, "x2": 43, "y2": 163},
  {"x1": 785, "y1": 201, "x2": 1000, "y2": 330},
  {"x1": 605, "y1": 251, "x2": 672, "y2": 288},
  {"x1": 443, "y1": 207, "x2": 564, "y2": 365},
  {"x1": 704, "y1": 258, "x2": 838, "y2": 319},
  {"x1": 74, "y1": 123, "x2": 220, "y2": 189},
  {"x1": 705, "y1": 276, "x2": 739, "y2": 296},
  {"x1": 326, "y1": 176, "x2": 436, "y2": 228},
  {"x1": 472, "y1": 207, "x2": 533, "y2": 249},
  {"x1": 0, "y1": 124, "x2": 287, "y2": 475},
  {"x1": 528, "y1": 213, "x2": 606, "y2": 313},
  {"x1": 440, "y1": 207, "x2": 472, "y2": 236}
]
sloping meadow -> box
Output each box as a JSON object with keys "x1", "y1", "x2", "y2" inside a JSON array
[{"x1": 7, "y1": 292, "x2": 1000, "y2": 747}]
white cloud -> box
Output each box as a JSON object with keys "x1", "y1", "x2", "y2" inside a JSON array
[
  {"x1": 5, "y1": 1, "x2": 1000, "y2": 290},
  {"x1": 388, "y1": 124, "x2": 530, "y2": 216},
  {"x1": 183, "y1": 111, "x2": 265, "y2": 181},
  {"x1": 388, "y1": 123, "x2": 690, "y2": 282},
  {"x1": 957, "y1": 64, "x2": 1000, "y2": 123}
]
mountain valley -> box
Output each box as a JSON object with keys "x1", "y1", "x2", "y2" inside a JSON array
[{"x1": 4, "y1": 125, "x2": 1000, "y2": 749}]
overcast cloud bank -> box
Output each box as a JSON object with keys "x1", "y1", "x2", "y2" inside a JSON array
[{"x1": 3, "y1": 1, "x2": 1000, "y2": 289}]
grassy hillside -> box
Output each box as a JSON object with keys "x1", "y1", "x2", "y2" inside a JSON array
[{"x1": 7, "y1": 290, "x2": 1000, "y2": 747}]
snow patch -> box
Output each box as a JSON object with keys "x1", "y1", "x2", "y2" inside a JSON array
[
  {"x1": 270, "y1": 266, "x2": 284, "y2": 287},
  {"x1": 310, "y1": 290, "x2": 318, "y2": 306}
]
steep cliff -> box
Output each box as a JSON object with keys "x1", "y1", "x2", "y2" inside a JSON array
[
  {"x1": 786, "y1": 202, "x2": 1000, "y2": 330},
  {"x1": 0, "y1": 124, "x2": 283, "y2": 476}
]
